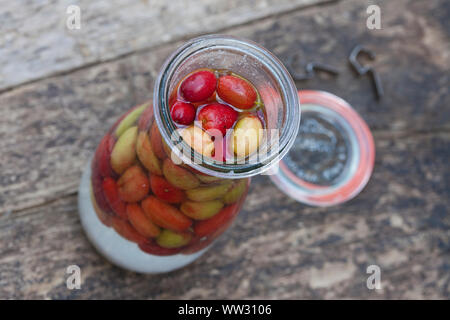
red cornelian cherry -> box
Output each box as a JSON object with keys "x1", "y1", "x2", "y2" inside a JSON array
[
  {"x1": 170, "y1": 101, "x2": 196, "y2": 125},
  {"x1": 197, "y1": 103, "x2": 238, "y2": 136},
  {"x1": 180, "y1": 70, "x2": 217, "y2": 102},
  {"x1": 217, "y1": 75, "x2": 257, "y2": 110}
]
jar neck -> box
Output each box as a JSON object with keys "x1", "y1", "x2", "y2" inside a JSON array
[{"x1": 153, "y1": 35, "x2": 300, "y2": 178}]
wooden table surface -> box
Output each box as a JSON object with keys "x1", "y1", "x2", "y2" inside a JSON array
[{"x1": 1, "y1": 0, "x2": 449, "y2": 299}]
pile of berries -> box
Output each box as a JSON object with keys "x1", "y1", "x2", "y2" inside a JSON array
[{"x1": 170, "y1": 69, "x2": 265, "y2": 159}]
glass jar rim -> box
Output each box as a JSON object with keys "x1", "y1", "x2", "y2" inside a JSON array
[{"x1": 153, "y1": 34, "x2": 300, "y2": 178}]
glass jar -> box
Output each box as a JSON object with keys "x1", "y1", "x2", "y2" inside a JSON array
[{"x1": 78, "y1": 35, "x2": 300, "y2": 273}]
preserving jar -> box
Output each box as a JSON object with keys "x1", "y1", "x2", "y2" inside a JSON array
[{"x1": 78, "y1": 35, "x2": 300, "y2": 273}]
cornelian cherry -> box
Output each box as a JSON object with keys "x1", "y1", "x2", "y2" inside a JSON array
[
  {"x1": 170, "y1": 101, "x2": 195, "y2": 125},
  {"x1": 197, "y1": 103, "x2": 238, "y2": 136},
  {"x1": 180, "y1": 70, "x2": 216, "y2": 102}
]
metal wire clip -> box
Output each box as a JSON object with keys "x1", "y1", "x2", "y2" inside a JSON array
[{"x1": 349, "y1": 45, "x2": 384, "y2": 100}]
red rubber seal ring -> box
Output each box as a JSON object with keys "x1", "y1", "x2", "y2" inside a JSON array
[{"x1": 269, "y1": 90, "x2": 375, "y2": 206}]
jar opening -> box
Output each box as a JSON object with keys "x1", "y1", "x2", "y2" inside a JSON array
[{"x1": 154, "y1": 35, "x2": 300, "y2": 178}]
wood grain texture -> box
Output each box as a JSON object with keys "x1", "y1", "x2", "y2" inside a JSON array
[
  {"x1": 0, "y1": 0, "x2": 331, "y2": 91},
  {"x1": 0, "y1": 0, "x2": 449, "y2": 299}
]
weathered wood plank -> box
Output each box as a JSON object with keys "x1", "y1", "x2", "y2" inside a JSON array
[
  {"x1": 244, "y1": 0, "x2": 450, "y2": 132},
  {"x1": 0, "y1": 0, "x2": 331, "y2": 91},
  {"x1": 0, "y1": 132, "x2": 448, "y2": 299},
  {"x1": 0, "y1": 58, "x2": 138, "y2": 213},
  {"x1": 1, "y1": 0, "x2": 449, "y2": 215}
]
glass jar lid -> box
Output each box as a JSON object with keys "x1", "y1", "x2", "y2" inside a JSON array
[{"x1": 269, "y1": 90, "x2": 375, "y2": 206}]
